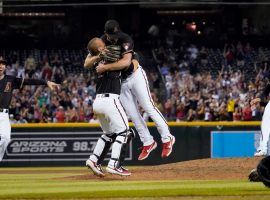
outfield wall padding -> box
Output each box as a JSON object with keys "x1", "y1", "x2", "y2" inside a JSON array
[{"x1": 0, "y1": 122, "x2": 261, "y2": 167}]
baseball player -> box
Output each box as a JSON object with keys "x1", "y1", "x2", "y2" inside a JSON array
[
  {"x1": 253, "y1": 83, "x2": 270, "y2": 156},
  {"x1": 95, "y1": 20, "x2": 175, "y2": 161},
  {"x1": 84, "y1": 37, "x2": 134, "y2": 177},
  {"x1": 0, "y1": 57, "x2": 60, "y2": 161}
]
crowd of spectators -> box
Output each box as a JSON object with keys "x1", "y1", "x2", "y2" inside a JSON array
[
  {"x1": 3, "y1": 41, "x2": 270, "y2": 123},
  {"x1": 154, "y1": 41, "x2": 270, "y2": 121}
]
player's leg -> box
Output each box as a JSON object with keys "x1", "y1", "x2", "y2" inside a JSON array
[
  {"x1": 106, "y1": 97, "x2": 134, "y2": 176},
  {"x1": 86, "y1": 98, "x2": 114, "y2": 177},
  {"x1": 120, "y1": 83, "x2": 157, "y2": 160},
  {"x1": 255, "y1": 101, "x2": 270, "y2": 156},
  {"x1": 0, "y1": 113, "x2": 11, "y2": 161},
  {"x1": 131, "y1": 67, "x2": 175, "y2": 158},
  {"x1": 120, "y1": 82, "x2": 154, "y2": 145}
]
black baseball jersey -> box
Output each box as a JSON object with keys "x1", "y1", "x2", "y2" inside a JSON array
[
  {"x1": 0, "y1": 75, "x2": 47, "y2": 108},
  {"x1": 95, "y1": 70, "x2": 122, "y2": 95},
  {"x1": 101, "y1": 32, "x2": 136, "y2": 79}
]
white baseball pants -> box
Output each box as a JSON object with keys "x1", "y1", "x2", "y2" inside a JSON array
[
  {"x1": 258, "y1": 101, "x2": 270, "y2": 152},
  {"x1": 0, "y1": 112, "x2": 11, "y2": 161},
  {"x1": 120, "y1": 66, "x2": 172, "y2": 145},
  {"x1": 91, "y1": 94, "x2": 129, "y2": 167}
]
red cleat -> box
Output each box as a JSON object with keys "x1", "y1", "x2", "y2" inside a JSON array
[
  {"x1": 138, "y1": 141, "x2": 157, "y2": 160},
  {"x1": 161, "y1": 135, "x2": 175, "y2": 158}
]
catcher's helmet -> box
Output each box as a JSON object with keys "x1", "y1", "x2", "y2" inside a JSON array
[{"x1": 257, "y1": 156, "x2": 270, "y2": 187}]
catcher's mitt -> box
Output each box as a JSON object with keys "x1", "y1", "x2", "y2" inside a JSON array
[
  {"x1": 248, "y1": 168, "x2": 262, "y2": 182},
  {"x1": 100, "y1": 45, "x2": 121, "y2": 63},
  {"x1": 257, "y1": 156, "x2": 270, "y2": 188}
]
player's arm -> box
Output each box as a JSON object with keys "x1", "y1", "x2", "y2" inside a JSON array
[
  {"x1": 84, "y1": 53, "x2": 101, "y2": 69},
  {"x1": 15, "y1": 78, "x2": 60, "y2": 91},
  {"x1": 96, "y1": 52, "x2": 132, "y2": 73}
]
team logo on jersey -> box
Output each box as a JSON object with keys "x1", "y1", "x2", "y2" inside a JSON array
[
  {"x1": 123, "y1": 43, "x2": 130, "y2": 51},
  {"x1": 4, "y1": 82, "x2": 12, "y2": 92}
]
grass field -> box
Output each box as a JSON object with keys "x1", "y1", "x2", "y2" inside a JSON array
[{"x1": 0, "y1": 167, "x2": 270, "y2": 200}]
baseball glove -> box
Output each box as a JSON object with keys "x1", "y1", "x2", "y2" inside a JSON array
[
  {"x1": 100, "y1": 45, "x2": 121, "y2": 63},
  {"x1": 248, "y1": 168, "x2": 262, "y2": 182},
  {"x1": 257, "y1": 156, "x2": 270, "y2": 187}
]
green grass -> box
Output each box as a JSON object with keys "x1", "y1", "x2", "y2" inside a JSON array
[{"x1": 0, "y1": 167, "x2": 270, "y2": 199}]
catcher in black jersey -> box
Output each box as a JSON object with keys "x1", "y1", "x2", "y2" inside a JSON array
[
  {"x1": 0, "y1": 57, "x2": 60, "y2": 162},
  {"x1": 84, "y1": 37, "x2": 134, "y2": 177}
]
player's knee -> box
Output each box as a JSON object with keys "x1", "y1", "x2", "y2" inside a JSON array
[
  {"x1": 101, "y1": 133, "x2": 116, "y2": 143},
  {"x1": 115, "y1": 128, "x2": 135, "y2": 143}
]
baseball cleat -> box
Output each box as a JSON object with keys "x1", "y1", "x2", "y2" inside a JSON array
[
  {"x1": 254, "y1": 149, "x2": 267, "y2": 157},
  {"x1": 106, "y1": 166, "x2": 131, "y2": 176},
  {"x1": 86, "y1": 159, "x2": 105, "y2": 177},
  {"x1": 161, "y1": 135, "x2": 175, "y2": 158},
  {"x1": 138, "y1": 141, "x2": 157, "y2": 160}
]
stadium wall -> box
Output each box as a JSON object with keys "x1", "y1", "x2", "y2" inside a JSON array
[{"x1": 0, "y1": 122, "x2": 261, "y2": 167}]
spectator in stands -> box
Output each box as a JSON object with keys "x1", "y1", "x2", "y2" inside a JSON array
[
  {"x1": 41, "y1": 62, "x2": 53, "y2": 80},
  {"x1": 55, "y1": 106, "x2": 65, "y2": 122},
  {"x1": 227, "y1": 95, "x2": 235, "y2": 121},
  {"x1": 223, "y1": 43, "x2": 235, "y2": 67},
  {"x1": 65, "y1": 106, "x2": 78, "y2": 122},
  {"x1": 242, "y1": 102, "x2": 252, "y2": 121},
  {"x1": 24, "y1": 54, "x2": 36, "y2": 76},
  {"x1": 233, "y1": 107, "x2": 242, "y2": 121}
]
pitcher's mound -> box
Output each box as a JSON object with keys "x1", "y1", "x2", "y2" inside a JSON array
[{"x1": 72, "y1": 157, "x2": 263, "y2": 181}]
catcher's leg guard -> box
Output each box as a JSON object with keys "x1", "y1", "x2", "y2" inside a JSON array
[
  {"x1": 90, "y1": 133, "x2": 116, "y2": 165},
  {"x1": 108, "y1": 128, "x2": 135, "y2": 168},
  {"x1": 257, "y1": 155, "x2": 270, "y2": 187}
]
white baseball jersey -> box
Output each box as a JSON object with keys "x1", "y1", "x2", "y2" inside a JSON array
[{"x1": 120, "y1": 66, "x2": 172, "y2": 146}]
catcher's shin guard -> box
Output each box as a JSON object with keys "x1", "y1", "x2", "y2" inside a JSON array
[
  {"x1": 257, "y1": 155, "x2": 270, "y2": 187},
  {"x1": 118, "y1": 128, "x2": 136, "y2": 167},
  {"x1": 109, "y1": 128, "x2": 135, "y2": 168},
  {"x1": 91, "y1": 134, "x2": 116, "y2": 165}
]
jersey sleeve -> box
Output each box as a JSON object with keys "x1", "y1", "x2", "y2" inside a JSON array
[
  {"x1": 120, "y1": 35, "x2": 134, "y2": 55},
  {"x1": 13, "y1": 77, "x2": 47, "y2": 89},
  {"x1": 13, "y1": 77, "x2": 24, "y2": 89}
]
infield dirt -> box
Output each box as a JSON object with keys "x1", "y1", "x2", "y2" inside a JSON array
[{"x1": 62, "y1": 157, "x2": 263, "y2": 181}]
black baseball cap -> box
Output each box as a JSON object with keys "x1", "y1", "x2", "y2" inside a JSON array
[
  {"x1": 0, "y1": 57, "x2": 7, "y2": 65},
  {"x1": 104, "y1": 19, "x2": 121, "y2": 38}
]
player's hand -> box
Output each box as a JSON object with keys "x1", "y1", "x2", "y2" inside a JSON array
[
  {"x1": 47, "y1": 81, "x2": 61, "y2": 91},
  {"x1": 96, "y1": 63, "x2": 108, "y2": 74}
]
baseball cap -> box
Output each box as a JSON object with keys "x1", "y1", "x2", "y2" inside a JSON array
[
  {"x1": 0, "y1": 57, "x2": 7, "y2": 65},
  {"x1": 104, "y1": 19, "x2": 121, "y2": 38}
]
